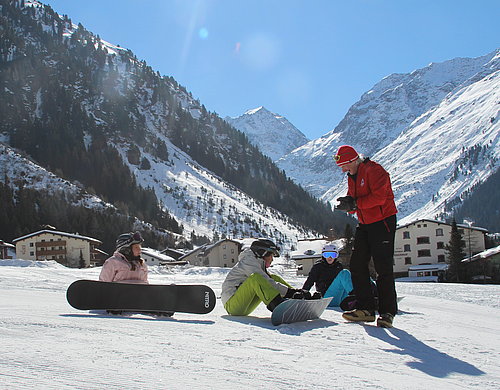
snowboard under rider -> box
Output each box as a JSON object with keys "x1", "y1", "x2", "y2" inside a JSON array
[
  {"x1": 99, "y1": 231, "x2": 148, "y2": 284},
  {"x1": 302, "y1": 243, "x2": 354, "y2": 307},
  {"x1": 334, "y1": 145, "x2": 398, "y2": 328},
  {"x1": 221, "y1": 239, "x2": 315, "y2": 316}
]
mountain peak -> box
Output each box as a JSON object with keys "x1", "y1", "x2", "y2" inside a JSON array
[
  {"x1": 226, "y1": 108, "x2": 309, "y2": 161},
  {"x1": 243, "y1": 106, "x2": 268, "y2": 116}
]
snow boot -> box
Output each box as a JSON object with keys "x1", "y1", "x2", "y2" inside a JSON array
[
  {"x1": 106, "y1": 310, "x2": 123, "y2": 315},
  {"x1": 342, "y1": 309, "x2": 375, "y2": 322},
  {"x1": 266, "y1": 294, "x2": 286, "y2": 312},
  {"x1": 377, "y1": 313, "x2": 394, "y2": 328},
  {"x1": 140, "y1": 311, "x2": 175, "y2": 317}
]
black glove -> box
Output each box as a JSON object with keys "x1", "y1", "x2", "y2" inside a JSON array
[
  {"x1": 285, "y1": 288, "x2": 312, "y2": 300},
  {"x1": 336, "y1": 196, "x2": 357, "y2": 212},
  {"x1": 285, "y1": 288, "x2": 300, "y2": 298},
  {"x1": 311, "y1": 291, "x2": 322, "y2": 300}
]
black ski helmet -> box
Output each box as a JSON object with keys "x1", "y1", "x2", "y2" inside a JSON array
[
  {"x1": 250, "y1": 239, "x2": 280, "y2": 258},
  {"x1": 116, "y1": 231, "x2": 144, "y2": 255}
]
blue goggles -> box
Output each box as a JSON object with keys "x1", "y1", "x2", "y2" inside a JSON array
[{"x1": 323, "y1": 251, "x2": 339, "y2": 259}]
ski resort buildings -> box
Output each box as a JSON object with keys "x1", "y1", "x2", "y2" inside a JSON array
[{"x1": 394, "y1": 219, "x2": 487, "y2": 279}]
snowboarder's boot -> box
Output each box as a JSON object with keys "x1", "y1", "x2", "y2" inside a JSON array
[
  {"x1": 140, "y1": 311, "x2": 175, "y2": 317},
  {"x1": 342, "y1": 309, "x2": 375, "y2": 322},
  {"x1": 106, "y1": 310, "x2": 123, "y2": 315},
  {"x1": 377, "y1": 313, "x2": 394, "y2": 328},
  {"x1": 266, "y1": 294, "x2": 286, "y2": 312}
]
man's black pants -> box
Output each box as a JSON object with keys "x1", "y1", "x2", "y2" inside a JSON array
[{"x1": 349, "y1": 214, "x2": 397, "y2": 315}]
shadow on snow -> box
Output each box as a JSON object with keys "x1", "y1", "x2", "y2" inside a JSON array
[
  {"x1": 60, "y1": 312, "x2": 215, "y2": 325},
  {"x1": 364, "y1": 326, "x2": 486, "y2": 378},
  {"x1": 222, "y1": 315, "x2": 338, "y2": 335}
]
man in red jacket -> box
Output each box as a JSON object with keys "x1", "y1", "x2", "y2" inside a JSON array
[{"x1": 334, "y1": 145, "x2": 398, "y2": 328}]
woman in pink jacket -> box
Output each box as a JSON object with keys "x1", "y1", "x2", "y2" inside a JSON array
[
  {"x1": 99, "y1": 231, "x2": 172, "y2": 316},
  {"x1": 99, "y1": 231, "x2": 148, "y2": 284}
]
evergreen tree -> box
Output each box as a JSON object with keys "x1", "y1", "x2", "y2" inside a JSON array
[
  {"x1": 445, "y1": 219, "x2": 466, "y2": 282},
  {"x1": 79, "y1": 249, "x2": 85, "y2": 268}
]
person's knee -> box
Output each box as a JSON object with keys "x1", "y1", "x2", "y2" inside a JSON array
[{"x1": 373, "y1": 258, "x2": 394, "y2": 277}]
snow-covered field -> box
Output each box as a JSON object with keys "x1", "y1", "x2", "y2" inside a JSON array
[{"x1": 1, "y1": 260, "x2": 499, "y2": 389}]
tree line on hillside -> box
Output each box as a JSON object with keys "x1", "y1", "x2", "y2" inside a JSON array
[
  {"x1": 0, "y1": 180, "x2": 177, "y2": 254},
  {"x1": 449, "y1": 168, "x2": 500, "y2": 233}
]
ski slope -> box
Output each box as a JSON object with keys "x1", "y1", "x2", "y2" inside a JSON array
[{"x1": 0, "y1": 260, "x2": 498, "y2": 389}]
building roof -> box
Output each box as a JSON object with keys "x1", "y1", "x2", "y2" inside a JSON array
[
  {"x1": 396, "y1": 276, "x2": 440, "y2": 282},
  {"x1": 160, "y1": 247, "x2": 186, "y2": 256},
  {"x1": 462, "y1": 245, "x2": 500, "y2": 263},
  {"x1": 13, "y1": 230, "x2": 102, "y2": 244},
  {"x1": 0, "y1": 240, "x2": 15, "y2": 248},
  {"x1": 142, "y1": 247, "x2": 175, "y2": 262},
  {"x1": 408, "y1": 263, "x2": 449, "y2": 271},
  {"x1": 397, "y1": 218, "x2": 488, "y2": 233}
]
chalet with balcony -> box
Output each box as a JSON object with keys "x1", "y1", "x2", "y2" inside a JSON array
[{"x1": 13, "y1": 229, "x2": 102, "y2": 268}]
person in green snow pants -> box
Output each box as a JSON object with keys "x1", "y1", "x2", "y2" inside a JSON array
[{"x1": 221, "y1": 239, "x2": 308, "y2": 315}]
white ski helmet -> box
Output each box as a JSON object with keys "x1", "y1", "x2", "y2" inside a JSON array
[
  {"x1": 322, "y1": 243, "x2": 339, "y2": 260},
  {"x1": 322, "y1": 243, "x2": 338, "y2": 253}
]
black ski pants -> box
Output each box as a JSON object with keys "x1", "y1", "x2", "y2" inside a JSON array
[{"x1": 349, "y1": 214, "x2": 397, "y2": 316}]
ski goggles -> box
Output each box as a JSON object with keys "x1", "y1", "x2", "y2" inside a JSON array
[
  {"x1": 322, "y1": 251, "x2": 339, "y2": 259},
  {"x1": 264, "y1": 248, "x2": 280, "y2": 257}
]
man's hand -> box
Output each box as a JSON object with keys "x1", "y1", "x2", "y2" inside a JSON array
[{"x1": 336, "y1": 196, "x2": 357, "y2": 212}]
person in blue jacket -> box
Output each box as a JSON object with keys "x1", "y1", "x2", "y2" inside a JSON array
[{"x1": 302, "y1": 243, "x2": 353, "y2": 307}]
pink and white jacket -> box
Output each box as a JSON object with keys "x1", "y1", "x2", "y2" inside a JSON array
[{"x1": 99, "y1": 251, "x2": 148, "y2": 284}]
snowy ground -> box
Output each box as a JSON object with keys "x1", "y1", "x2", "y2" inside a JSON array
[{"x1": 1, "y1": 260, "x2": 499, "y2": 389}]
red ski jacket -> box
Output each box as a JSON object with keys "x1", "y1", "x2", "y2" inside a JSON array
[{"x1": 346, "y1": 159, "x2": 397, "y2": 225}]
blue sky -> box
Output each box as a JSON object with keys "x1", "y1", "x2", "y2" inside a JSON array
[{"x1": 41, "y1": 0, "x2": 499, "y2": 140}]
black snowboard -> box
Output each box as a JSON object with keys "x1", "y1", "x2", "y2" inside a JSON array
[{"x1": 66, "y1": 280, "x2": 216, "y2": 314}]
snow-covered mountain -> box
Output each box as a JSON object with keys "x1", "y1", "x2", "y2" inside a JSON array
[
  {"x1": 276, "y1": 49, "x2": 500, "y2": 225},
  {"x1": 225, "y1": 106, "x2": 309, "y2": 161},
  {"x1": 1, "y1": 0, "x2": 340, "y2": 251}
]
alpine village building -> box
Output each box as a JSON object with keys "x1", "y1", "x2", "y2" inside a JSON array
[
  {"x1": 394, "y1": 219, "x2": 487, "y2": 279},
  {"x1": 180, "y1": 239, "x2": 241, "y2": 268},
  {"x1": 13, "y1": 229, "x2": 102, "y2": 268}
]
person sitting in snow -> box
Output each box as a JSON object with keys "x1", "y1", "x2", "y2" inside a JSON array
[
  {"x1": 99, "y1": 231, "x2": 172, "y2": 316},
  {"x1": 99, "y1": 231, "x2": 148, "y2": 284},
  {"x1": 301, "y1": 243, "x2": 354, "y2": 307},
  {"x1": 221, "y1": 238, "x2": 313, "y2": 316}
]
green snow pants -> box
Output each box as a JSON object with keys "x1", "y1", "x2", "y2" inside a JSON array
[{"x1": 224, "y1": 273, "x2": 291, "y2": 316}]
